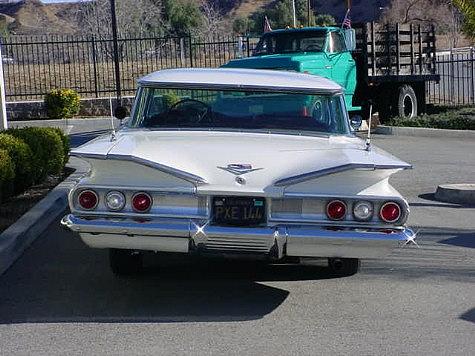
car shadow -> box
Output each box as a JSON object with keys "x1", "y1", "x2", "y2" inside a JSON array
[
  {"x1": 417, "y1": 193, "x2": 474, "y2": 208},
  {"x1": 437, "y1": 231, "x2": 475, "y2": 249},
  {"x1": 69, "y1": 130, "x2": 108, "y2": 148},
  {"x1": 460, "y1": 307, "x2": 475, "y2": 323},
  {"x1": 0, "y1": 222, "x2": 338, "y2": 324}
]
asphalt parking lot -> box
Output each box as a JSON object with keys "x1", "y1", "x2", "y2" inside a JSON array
[{"x1": 0, "y1": 134, "x2": 474, "y2": 355}]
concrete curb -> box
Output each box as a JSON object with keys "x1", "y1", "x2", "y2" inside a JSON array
[
  {"x1": 0, "y1": 157, "x2": 89, "y2": 276},
  {"x1": 374, "y1": 125, "x2": 475, "y2": 138},
  {"x1": 9, "y1": 117, "x2": 119, "y2": 135},
  {"x1": 435, "y1": 184, "x2": 475, "y2": 206}
]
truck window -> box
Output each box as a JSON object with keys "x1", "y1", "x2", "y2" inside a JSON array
[
  {"x1": 253, "y1": 31, "x2": 327, "y2": 55},
  {"x1": 328, "y1": 32, "x2": 347, "y2": 53}
]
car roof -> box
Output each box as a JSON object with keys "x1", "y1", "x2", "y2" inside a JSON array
[{"x1": 138, "y1": 68, "x2": 342, "y2": 95}]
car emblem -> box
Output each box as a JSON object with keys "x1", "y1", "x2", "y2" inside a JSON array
[{"x1": 218, "y1": 164, "x2": 263, "y2": 175}]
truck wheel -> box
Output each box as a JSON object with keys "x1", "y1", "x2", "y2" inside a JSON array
[
  {"x1": 328, "y1": 258, "x2": 360, "y2": 276},
  {"x1": 397, "y1": 85, "x2": 418, "y2": 118},
  {"x1": 109, "y1": 248, "x2": 143, "y2": 275}
]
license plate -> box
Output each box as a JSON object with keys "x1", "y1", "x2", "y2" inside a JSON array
[{"x1": 212, "y1": 197, "x2": 266, "y2": 226}]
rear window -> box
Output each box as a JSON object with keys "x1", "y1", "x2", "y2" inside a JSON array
[{"x1": 129, "y1": 87, "x2": 350, "y2": 135}]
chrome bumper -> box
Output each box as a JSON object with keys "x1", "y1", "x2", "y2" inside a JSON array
[{"x1": 61, "y1": 214, "x2": 415, "y2": 259}]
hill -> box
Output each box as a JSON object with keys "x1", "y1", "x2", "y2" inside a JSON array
[
  {"x1": 0, "y1": 0, "x2": 81, "y2": 35},
  {"x1": 0, "y1": 0, "x2": 391, "y2": 36}
]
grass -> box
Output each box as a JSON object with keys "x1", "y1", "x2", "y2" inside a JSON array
[{"x1": 387, "y1": 106, "x2": 475, "y2": 130}]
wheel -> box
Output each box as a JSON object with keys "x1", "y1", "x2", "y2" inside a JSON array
[
  {"x1": 109, "y1": 248, "x2": 143, "y2": 275},
  {"x1": 396, "y1": 85, "x2": 418, "y2": 118},
  {"x1": 328, "y1": 258, "x2": 360, "y2": 276}
]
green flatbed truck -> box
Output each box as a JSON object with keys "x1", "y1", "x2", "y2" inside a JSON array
[{"x1": 223, "y1": 23, "x2": 439, "y2": 120}]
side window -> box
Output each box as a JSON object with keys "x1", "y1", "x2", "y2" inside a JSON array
[{"x1": 328, "y1": 32, "x2": 347, "y2": 53}]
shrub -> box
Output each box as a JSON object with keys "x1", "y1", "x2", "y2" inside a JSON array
[
  {"x1": 0, "y1": 133, "x2": 34, "y2": 193},
  {"x1": 44, "y1": 89, "x2": 80, "y2": 119},
  {"x1": 7, "y1": 127, "x2": 65, "y2": 182},
  {"x1": 50, "y1": 127, "x2": 70, "y2": 165},
  {"x1": 0, "y1": 149, "x2": 14, "y2": 202},
  {"x1": 388, "y1": 109, "x2": 475, "y2": 130}
]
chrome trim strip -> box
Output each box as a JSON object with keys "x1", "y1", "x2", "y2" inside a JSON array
[
  {"x1": 267, "y1": 217, "x2": 404, "y2": 229},
  {"x1": 274, "y1": 163, "x2": 412, "y2": 187},
  {"x1": 70, "y1": 152, "x2": 207, "y2": 185},
  {"x1": 282, "y1": 192, "x2": 403, "y2": 199},
  {"x1": 71, "y1": 152, "x2": 107, "y2": 160},
  {"x1": 72, "y1": 184, "x2": 197, "y2": 195},
  {"x1": 137, "y1": 82, "x2": 343, "y2": 95}
]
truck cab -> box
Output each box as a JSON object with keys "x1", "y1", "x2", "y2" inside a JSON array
[
  {"x1": 224, "y1": 24, "x2": 439, "y2": 121},
  {"x1": 223, "y1": 27, "x2": 359, "y2": 113}
]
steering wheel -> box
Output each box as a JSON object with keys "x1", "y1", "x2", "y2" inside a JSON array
[
  {"x1": 166, "y1": 99, "x2": 212, "y2": 125},
  {"x1": 304, "y1": 45, "x2": 321, "y2": 52}
]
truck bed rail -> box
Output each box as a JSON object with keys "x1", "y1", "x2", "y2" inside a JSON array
[{"x1": 353, "y1": 22, "x2": 437, "y2": 80}]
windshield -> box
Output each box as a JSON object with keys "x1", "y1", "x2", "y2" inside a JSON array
[
  {"x1": 129, "y1": 87, "x2": 350, "y2": 135},
  {"x1": 253, "y1": 31, "x2": 327, "y2": 55}
]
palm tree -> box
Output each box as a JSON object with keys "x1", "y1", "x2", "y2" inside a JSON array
[{"x1": 453, "y1": 0, "x2": 475, "y2": 37}]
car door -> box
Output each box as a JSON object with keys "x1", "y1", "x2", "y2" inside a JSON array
[{"x1": 327, "y1": 31, "x2": 357, "y2": 106}]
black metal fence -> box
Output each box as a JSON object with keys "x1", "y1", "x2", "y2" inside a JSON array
[
  {"x1": 1, "y1": 33, "x2": 474, "y2": 107},
  {"x1": 0, "y1": 34, "x2": 259, "y2": 101},
  {"x1": 427, "y1": 47, "x2": 475, "y2": 106}
]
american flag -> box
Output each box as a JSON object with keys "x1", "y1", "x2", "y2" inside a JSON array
[
  {"x1": 342, "y1": 9, "x2": 351, "y2": 28},
  {"x1": 264, "y1": 16, "x2": 272, "y2": 33}
]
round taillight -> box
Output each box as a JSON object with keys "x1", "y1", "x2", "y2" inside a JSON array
[
  {"x1": 132, "y1": 192, "x2": 152, "y2": 213},
  {"x1": 78, "y1": 190, "x2": 98, "y2": 210},
  {"x1": 380, "y1": 202, "x2": 401, "y2": 223},
  {"x1": 353, "y1": 201, "x2": 374, "y2": 221},
  {"x1": 326, "y1": 200, "x2": 347, "y2": 220},
  {"x1": 105, "y1": 191, "x2": 126, "y2": 211}
]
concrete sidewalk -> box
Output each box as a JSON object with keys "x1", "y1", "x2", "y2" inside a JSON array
[
  {"x1": 9, "y1": 117, "x2": 119, "y2": 135},
  {"x1": 0, "y1": 157, "x2": 89, "y2": 275}
]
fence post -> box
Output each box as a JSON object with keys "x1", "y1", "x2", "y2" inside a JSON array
[
  {"x1": 188, "y1": 35, "x2": 194, "y2": 68},
  {"x1": 0, "y1": 41, "x2": 7, "y2": 130},
  {"x1": 110, "y1": 0, "x2": 122, "y2": 102},
  {"x1": 471, "y1": 47, "x2": 474, "y2": 105},
  {"x1": 179, "y1": 37, "x2": 185, "y2": 66},
  {"x1": 91, "y1": 35, "x2": 99, "y2": 98},
  {"x1": 246, "y1": 36, "x2": 250, "y2": 57},
  {"x1": 238, "y1": 36, "x2": 243, "y2": 58},
  {"x1": 396, "y1": 23, "x2": 400, "y2": 75},
  {"x1": 450, "y1": 48, "x2": 454, "y2": 105}
]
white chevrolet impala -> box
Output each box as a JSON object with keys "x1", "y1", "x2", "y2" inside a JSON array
[{"x1": 62, "y1": 68, "x2": 415, "y2": 276}]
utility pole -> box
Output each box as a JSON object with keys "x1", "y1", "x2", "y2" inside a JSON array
[
  {"x1": 0, "y1": 42, "x2": 7, "y2": 131},
  {"x1": 292, "y1": 0, "x2": 297, "y2": 27},
  {"x1": 307, "y1": 0, "x2": 311, "y2": 27},
  {"x1": 110, "y1": 0, "x2": 121, "y2": 104}
]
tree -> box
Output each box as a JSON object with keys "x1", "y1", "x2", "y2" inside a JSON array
[
  {"x1": 163, "y1": 0, "x2": 204, "y2": 36},
  {"x1": 199, "y1": 1, "x2": 225, "y2": 38},
  {"x1": 248, "y1": 0, "x2": 318, "y2": 34},
  {"x1": 233, "y1": 16, "x2": 250, "y2": 35},
  {"x1": 314, "y1": 14, "x2": 336, "y2": 26},
  {"x1": 453, "y1": 0, "x2": 475, "y2": 37},
  {"x1": 295, "y1": 0, "x2": 316, "y2": 26},
  {"x1": 380, "y1": 0, "x2": 465, "y2": 47},
  {"x1": 76, "y1": 0, "x2": 164, "y2": 38}
]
